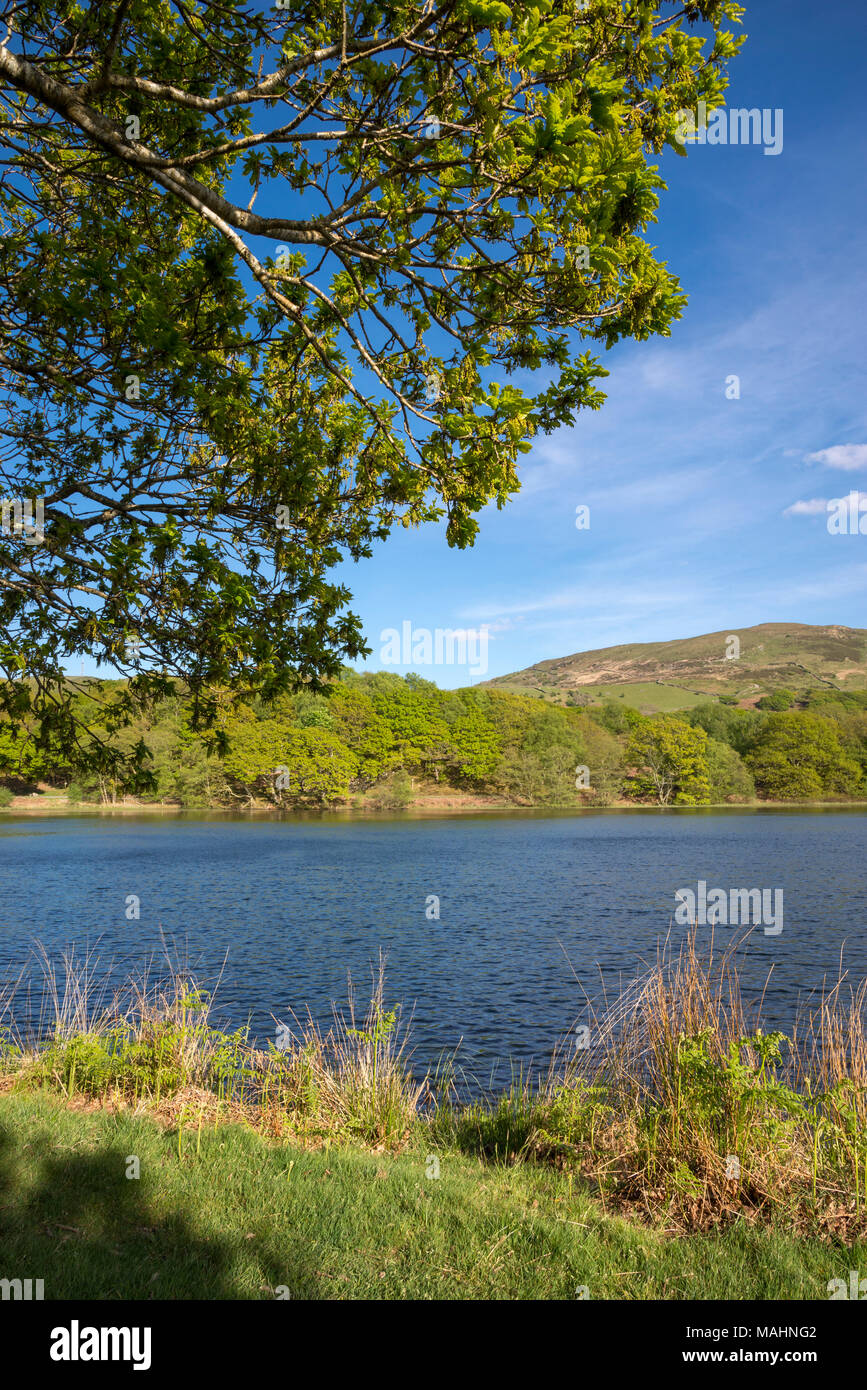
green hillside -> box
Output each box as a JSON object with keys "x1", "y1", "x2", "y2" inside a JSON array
[{"x1": 484, "y1": 623, "x2": 867, "y2": 713}]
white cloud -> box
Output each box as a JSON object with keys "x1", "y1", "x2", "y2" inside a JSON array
[
  {"x1": 785, "y1": 491, "x2": 867, "y2": 517},
  {"x1": 483, "y1": 617, "x2": 521, "y2": 635},
  {"x1": 806, "y1": 444, "x2": 867, "y2": 471},
  {"x1": 783, "y1": 497, "x2": 828, "y2": 516}
]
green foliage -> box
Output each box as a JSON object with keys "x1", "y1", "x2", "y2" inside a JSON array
[
  {"x1": 290, "y1": 691, "x2": 335, "y2": 730},
  {"x1": 589, "y1": 700, "x2": 641, "y2": 736},
  {"x1": 368, "y1": 678, "x2": 452, "y2": 781},
  {"x1": 1, "y1": 671, "x2": 863, "y2": 808},
  {"x1": 280, "y1": 727, "x2": 358, "y2": 804},
  {"x1": 625, "y1": 716, "x2": 711, "y2": 805},
  {"x1": 746, "y1": 713, "x2": 864, "y2": 801},
  {"x1": 219, "y1": 707, "x2": 292, "y2": 801},
  {"x1": 19, "y1": 1008, "x2": 252, "y2": 1107},
  {"x1": 367, "y1": 771, "x2": 414, "y2": 810},
  {"x1": 757, "y1": 688, "x2": 798, "y2": 711},
  {"x1": 686, "y1": 702, "x2": 764, "y2": 758},
  {"x1": 806, "y1": 689, "x2": 867, "y2": 714},
  {"x1": 0, "y1": 1, "x2": 744, "y2": 784},
  {"x1": 22, "y1": 1028, "x2": 187, "y2": 1103},
  {"x1": 329, "y1": 686, "x2": 394, "y2": 787},
  {"x1": 705, "y1": 736, "x2": 755, "y2": 803}
]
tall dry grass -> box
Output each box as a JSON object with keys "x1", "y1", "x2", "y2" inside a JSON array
[
  {"x1": 527, "y1": 929, "x2": 867, "y2": 1234},
  {"x1": 0, "y1": 946, "x2": 425, "y2": 1145}
]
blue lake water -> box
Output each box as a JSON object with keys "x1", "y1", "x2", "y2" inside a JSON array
[{"x1": 0, "y1": 807, "x2": 865, "y2": 1091}]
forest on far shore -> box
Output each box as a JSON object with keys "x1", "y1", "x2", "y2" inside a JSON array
[{"x1": 2, "y1": 674, "x2": 867, "y2": 811}]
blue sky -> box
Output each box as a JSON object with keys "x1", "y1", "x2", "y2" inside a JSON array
[{"x1": 341, "y1": 0, "x2": 867, "y2": 687}]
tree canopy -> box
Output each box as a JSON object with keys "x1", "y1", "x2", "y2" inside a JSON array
[
  {"x1": 0, "y1": 0, "x2": 743, "y2": 784},
  {"x1": 3, "y1": 673, "x2": 866, "y2": 810},
  {"x1": 625, "y1": 714, "x2": 710, "y2": 805},
  {"x1": 746, "y1": 713, "x2": 863, "y2": 802}
]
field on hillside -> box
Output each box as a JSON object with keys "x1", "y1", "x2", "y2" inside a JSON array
[
  {"x1": 579, "y1": 683, "x2": 712, "y2": 712},
  {"x1": 480, "y1": 680, "x2": 713, "y2": 711}
]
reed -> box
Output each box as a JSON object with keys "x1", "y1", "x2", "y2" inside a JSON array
[{"x1": 2, "y1": 931, "x2": 865, "y2": 1234}]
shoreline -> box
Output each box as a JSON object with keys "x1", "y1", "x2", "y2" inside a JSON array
[
  {"x1": 2, "y1": 937, "x2": 865, "y2": 1254},
  {"x1": 2, "y1": 795, "x2": 866, "y2": 817}
]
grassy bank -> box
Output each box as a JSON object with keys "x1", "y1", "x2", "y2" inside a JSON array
[
  {"x1": 1, "y1": 934, "x2": 866, "y2": 1298},
  {"x1": 0, "y1": 1089, "x2": 860, "y2": 1300}
]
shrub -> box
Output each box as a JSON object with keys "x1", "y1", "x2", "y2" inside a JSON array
[{"x1": 368, "y1": 771, "x2": 413, "y2": 809}]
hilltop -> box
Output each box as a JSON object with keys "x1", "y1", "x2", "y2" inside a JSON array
[{"x1": 483, "y1": 623, "x2": 867, "y2": 713}]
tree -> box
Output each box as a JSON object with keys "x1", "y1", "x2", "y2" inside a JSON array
[
  {"x1": 589, "y1": 699, "x2": 643, "y2": 736},
  {"x1": 370, "y1": 676, "x2": 450, "y2": 779},
  {"x1": 705, "y1": 735, "x2": 754, "y2": 803},
  {"x1": 219, "y1": 705, "x2": 295, "y2": 802},
  {"x1": 0, "y1": 714, "x2": 55, "y2": 786},
  {"x1": 575, "y1": 712, "x2": 626, "y2": 804},
  {"x1": 625, "y1": 715, "x2": 710, "y2": 805},
  {"x1": 0, "y1": 0, "x2": 744, "y2": 781},
  {"x1": 449, "y1": 710, "x2": 501, "y2": 782},
  {"x1": 219, "y1": 703, "x2": 356, "y2": 802},
  {"x1": 746, "y1": 713, "x2": 863, "y2": 801},
  {"x1": 687, "y1": 701, "x2": 763, "y2": 758},
  {"x1": 280, "y1": 726, "x2": 357, "y2": 803},
  {"x1": 329, "y1": 684, "x2": 393, "y2": 786}
]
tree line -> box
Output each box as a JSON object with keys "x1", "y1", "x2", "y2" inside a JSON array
[{"x1": 1, "y1": 675, "x2": 865, "y2": 809}]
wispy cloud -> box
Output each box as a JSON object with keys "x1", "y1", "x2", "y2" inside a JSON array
[
  {"x1": 458, "y1": 578, "x2": 707, "y2": 624},
  {"x1": 585, "y1": 468, "x2": 716, "y2": 509},
  {"x1": 805, "y1": 444, "x2": 867, "y2": 471},
  {"x1": 765, "y1": 564, "x2": 867, "y2": 604}
]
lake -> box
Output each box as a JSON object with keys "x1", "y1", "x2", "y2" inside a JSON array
[{"x1": 0, "y1": 807, "x2": 865, "y2": 1092}]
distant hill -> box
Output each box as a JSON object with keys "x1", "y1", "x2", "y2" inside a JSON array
[{"x1": 483, "y1": 623, "x2": 867, "y2": 713}]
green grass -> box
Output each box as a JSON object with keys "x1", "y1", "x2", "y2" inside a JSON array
[
  {"x1": 486, "y1": 680, "x2": 727, "y2": 712},
  {"x1": 0, "y1": 1091, "x2": 861, "y2": 1300},
  {"x1": 581, "y1": 683, "x2": 714, "y2": 712}
]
